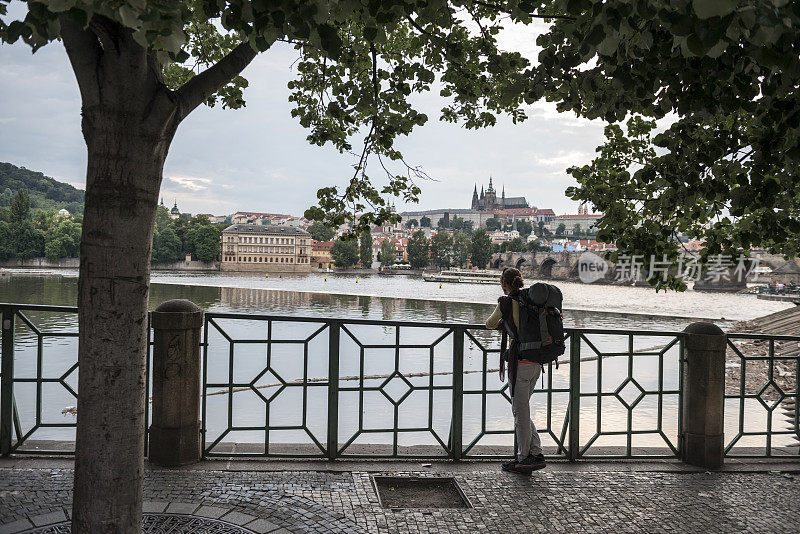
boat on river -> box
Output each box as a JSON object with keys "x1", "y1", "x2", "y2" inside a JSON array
[{"x1": 422, "y1": 268, "x2": 502, "y2": 284}]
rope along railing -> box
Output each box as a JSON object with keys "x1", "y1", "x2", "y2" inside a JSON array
[{"x1": 1, "y1": 303, "x2": 797, "y2": 460}]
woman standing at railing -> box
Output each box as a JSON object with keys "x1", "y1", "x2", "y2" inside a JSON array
[{"x1": 485, "y1": 267, "x2": 547, "y2": 474}]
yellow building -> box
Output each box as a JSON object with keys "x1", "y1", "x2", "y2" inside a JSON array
[
  {"x1": 311, "y1": 240, "x2": 334, "y2": 270},
  {"x1": 221, "y1": 224, "x2": 312, "y2": 273}
]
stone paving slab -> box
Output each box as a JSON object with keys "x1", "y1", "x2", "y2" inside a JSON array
[{"x1": 0, "y1": 461, "x2": 799, "y2": 533}]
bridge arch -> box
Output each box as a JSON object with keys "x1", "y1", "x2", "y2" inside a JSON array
[
  {"x1": 540, "y1": 258, "x2": 557, "y2": 279},
  {"x1": 515, "y1": 257, "x2": 527, "y2": 269},
  {"x1": 490, "y1": 258, "x2": 502, "y2": 269}
]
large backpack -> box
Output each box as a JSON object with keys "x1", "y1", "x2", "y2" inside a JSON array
[{"x1": 509, "y1": 282, "x2": 566, "y2": 365}]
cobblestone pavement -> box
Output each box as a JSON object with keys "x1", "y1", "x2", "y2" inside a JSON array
[{"x1": 1, "y1": 460, "x2": 799, "y2": 533}]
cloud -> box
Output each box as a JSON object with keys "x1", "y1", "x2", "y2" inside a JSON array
[
  {"x1": 531, "y1": 150, "x2": 595, "y2": 171},
  {"x1": 166, "y1": 175, "x2": 213, "y2": 192}
]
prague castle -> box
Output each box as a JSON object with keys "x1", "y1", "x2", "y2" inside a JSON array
[
  {"x1": 399, "y1": 178, "x2": 551, "y2": 230},
  {"x1": 471, "y1": 177, "x2": 530, "y2": 211}
]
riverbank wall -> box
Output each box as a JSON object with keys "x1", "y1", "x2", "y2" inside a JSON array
[{"x1": 0, "y1": 258, "x2": 220, "y2": 271}]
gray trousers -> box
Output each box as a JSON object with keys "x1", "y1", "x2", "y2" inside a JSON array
[{"x1": 511, "y1": 363, "x2": 542, "y2": 461}]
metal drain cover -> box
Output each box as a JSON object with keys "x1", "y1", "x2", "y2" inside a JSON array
[
  {"x1": 25, "y1": 513, "x2": 256, "y2": 533},
  {"x1": 372, "y1": 476, "x2": 471, "y2": 509}
]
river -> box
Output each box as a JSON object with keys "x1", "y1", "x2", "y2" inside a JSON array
[{"x1": 0, "y1": 270, "x2": 792, "y2": 455}]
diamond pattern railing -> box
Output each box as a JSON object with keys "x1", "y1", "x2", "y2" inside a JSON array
[
  {"x1": 334, "y1": 323, "x2": 455, "y2": 458},
  {"x1": 460, "y1": 328, "x2": 571, "y2": 459},
  {"x1": 2, "y1": 302, "x2": 797, "y2": 460},
  {"x1": 201, "y1": 314, "x2": 330, "y2": 457},
  {"x1": 573, "y1": 330, "x2": 683, "y2": 459},
  {"x1": 0, "y1": 304, "x2": 79, "y2": 455},
  {"x1": 724, "y1": 333, "x2": 800, "y2": 457}
]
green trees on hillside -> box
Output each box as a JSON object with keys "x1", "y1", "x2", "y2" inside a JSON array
[
  {"x1": 44, "y1": 217, "x2": 82, "y2": 261},
  {"x1": 516, "y1": 220, "x2": 533, "y2": 238},
  {"x1": 0, "y1": 196, "x2": 221, "y2": 264},
  {"x1": 1, "y1": 190, "x2": 46, "y2": 260},
  {"x1": 150, "y1": 205, "x2": 221, "y2": 264},
  {"x1": 0, "y1": 162, "x2": 84, "y2": 215}
]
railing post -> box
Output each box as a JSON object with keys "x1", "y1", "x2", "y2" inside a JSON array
[
  {"x1": 1, "y1": 307, "x2": 13, "y2": 456},
  {"x1": 681, "y1": 322, "x2": 726, "y2": 469},
  {"x1": 451, "y1": 327, "x2": 464, "y2": 461},
  {"x1": 568, "y1": 332, "x2": 580, "y2": 462},
  {"x1": 148, "y1": 300, "x2": 204, "y2": 466},
  {"x1": 327, "y1": 320, "x2": 340, "y2": 460}
]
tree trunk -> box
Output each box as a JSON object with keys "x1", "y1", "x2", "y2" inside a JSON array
[
  {"x1": 57, "y1": 14, "x2": 257, "y2": 532},
  {"x1": 72, "y1": 106, "x2": 174, "y2": 533}
]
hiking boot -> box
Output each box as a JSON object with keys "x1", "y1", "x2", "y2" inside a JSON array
[{"x1": 515, "y1": 453, "x2": 546, "y2": 471}]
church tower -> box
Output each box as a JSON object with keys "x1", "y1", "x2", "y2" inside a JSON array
[
  {"x1": 471, "y1": 184, "x2": 479, "y2": 210},
  {"x1": 485, "y1": 177, "x2": 497, "y2": 210},
  {"x1": 501, "y1": 184, "x2": 505, "y2": 208}
]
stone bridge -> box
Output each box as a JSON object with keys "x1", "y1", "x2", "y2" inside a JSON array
[{"x1": 490, "y1": 251, "x2": 587, "y2": 280}]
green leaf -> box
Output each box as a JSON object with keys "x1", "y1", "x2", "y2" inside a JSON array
[
  {"x1": 692, "y1": 0, "x2": 737, "y2": 20},
  {"x1": 118, "y1": 5, "x2": 141, "y2": 29},
  {"x1": 41, "y1": 0, "x2": 76, "y2": 13}
]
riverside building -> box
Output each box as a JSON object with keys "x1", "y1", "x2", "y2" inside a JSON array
[{"x1": 221, "y1": 224, "x2": 312, "y2": 272}]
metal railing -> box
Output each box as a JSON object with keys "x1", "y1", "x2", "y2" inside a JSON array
[
  {"x1": 1, "y1": 302, "x2": 798, "y2": 460},
  {"x1": 725, "y1": 332, "x2": 800, "y2": 457}
]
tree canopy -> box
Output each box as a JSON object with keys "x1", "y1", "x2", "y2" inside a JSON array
[
  {"x1": 331, "y1": 237, "x2": 359, "y2": 267},
  {"x1": 533, "y1": 0, "x2": 800, "y2": 290},
  {"x1": 470, "y1": 228, "x2": 492, "y2": 268},
  {"x1": 407, "y1": 229, "x2": 429, "y2": 269},
  {"x1": 308, "y1": 221, "x2": 336, "y2": 242},
  {"x1": 359, "y1": 231, "x2": 373, "y2": 267},
  {"x1": 430, "y1": 231, "x2": 453, "y2": 268}
]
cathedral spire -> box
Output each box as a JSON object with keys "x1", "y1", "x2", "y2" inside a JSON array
[{"x1": 487, "y1": 176, "x2": 494, "y2": 193}]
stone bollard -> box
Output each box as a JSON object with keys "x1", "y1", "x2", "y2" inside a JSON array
[
  {"x1": 681, "y1": 322, "x2": 727, "y2": 469},
  {"x1": 149, "y1": 299, "x2": 203, "y2": 466}
]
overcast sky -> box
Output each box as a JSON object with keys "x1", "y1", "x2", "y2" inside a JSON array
[{"x1": 0, "y1": 15, "x2": 608, "y2": 217}]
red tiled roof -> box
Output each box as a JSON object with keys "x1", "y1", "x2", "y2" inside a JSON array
[{"x1": 312, "y1": 240, "x2": 334, "y2": 251}]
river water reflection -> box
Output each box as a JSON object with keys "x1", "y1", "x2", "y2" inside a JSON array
[{"x1": 0, "y1": 272, "x2": 791, "y2": 455}]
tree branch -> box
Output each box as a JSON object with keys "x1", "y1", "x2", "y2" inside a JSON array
[
  {"x1": 175, "y1": 41, "x2": 258, "y2": 120},
  {"x1": 58, "y1": 14, "x2": 102, "y2": 107}
]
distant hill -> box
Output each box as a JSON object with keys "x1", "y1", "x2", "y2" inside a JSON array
[{"x1": 0, "y1": 162, "x2": 84, "y2": 215}]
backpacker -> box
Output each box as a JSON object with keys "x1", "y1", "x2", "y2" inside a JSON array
[{"x1": 503, "y1": 282, "x2": 566, "y2": 365}]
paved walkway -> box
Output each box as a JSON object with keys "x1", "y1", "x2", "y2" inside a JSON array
[{"x1": 1, "y1": 458, "x2": 799, "y2": 533}]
